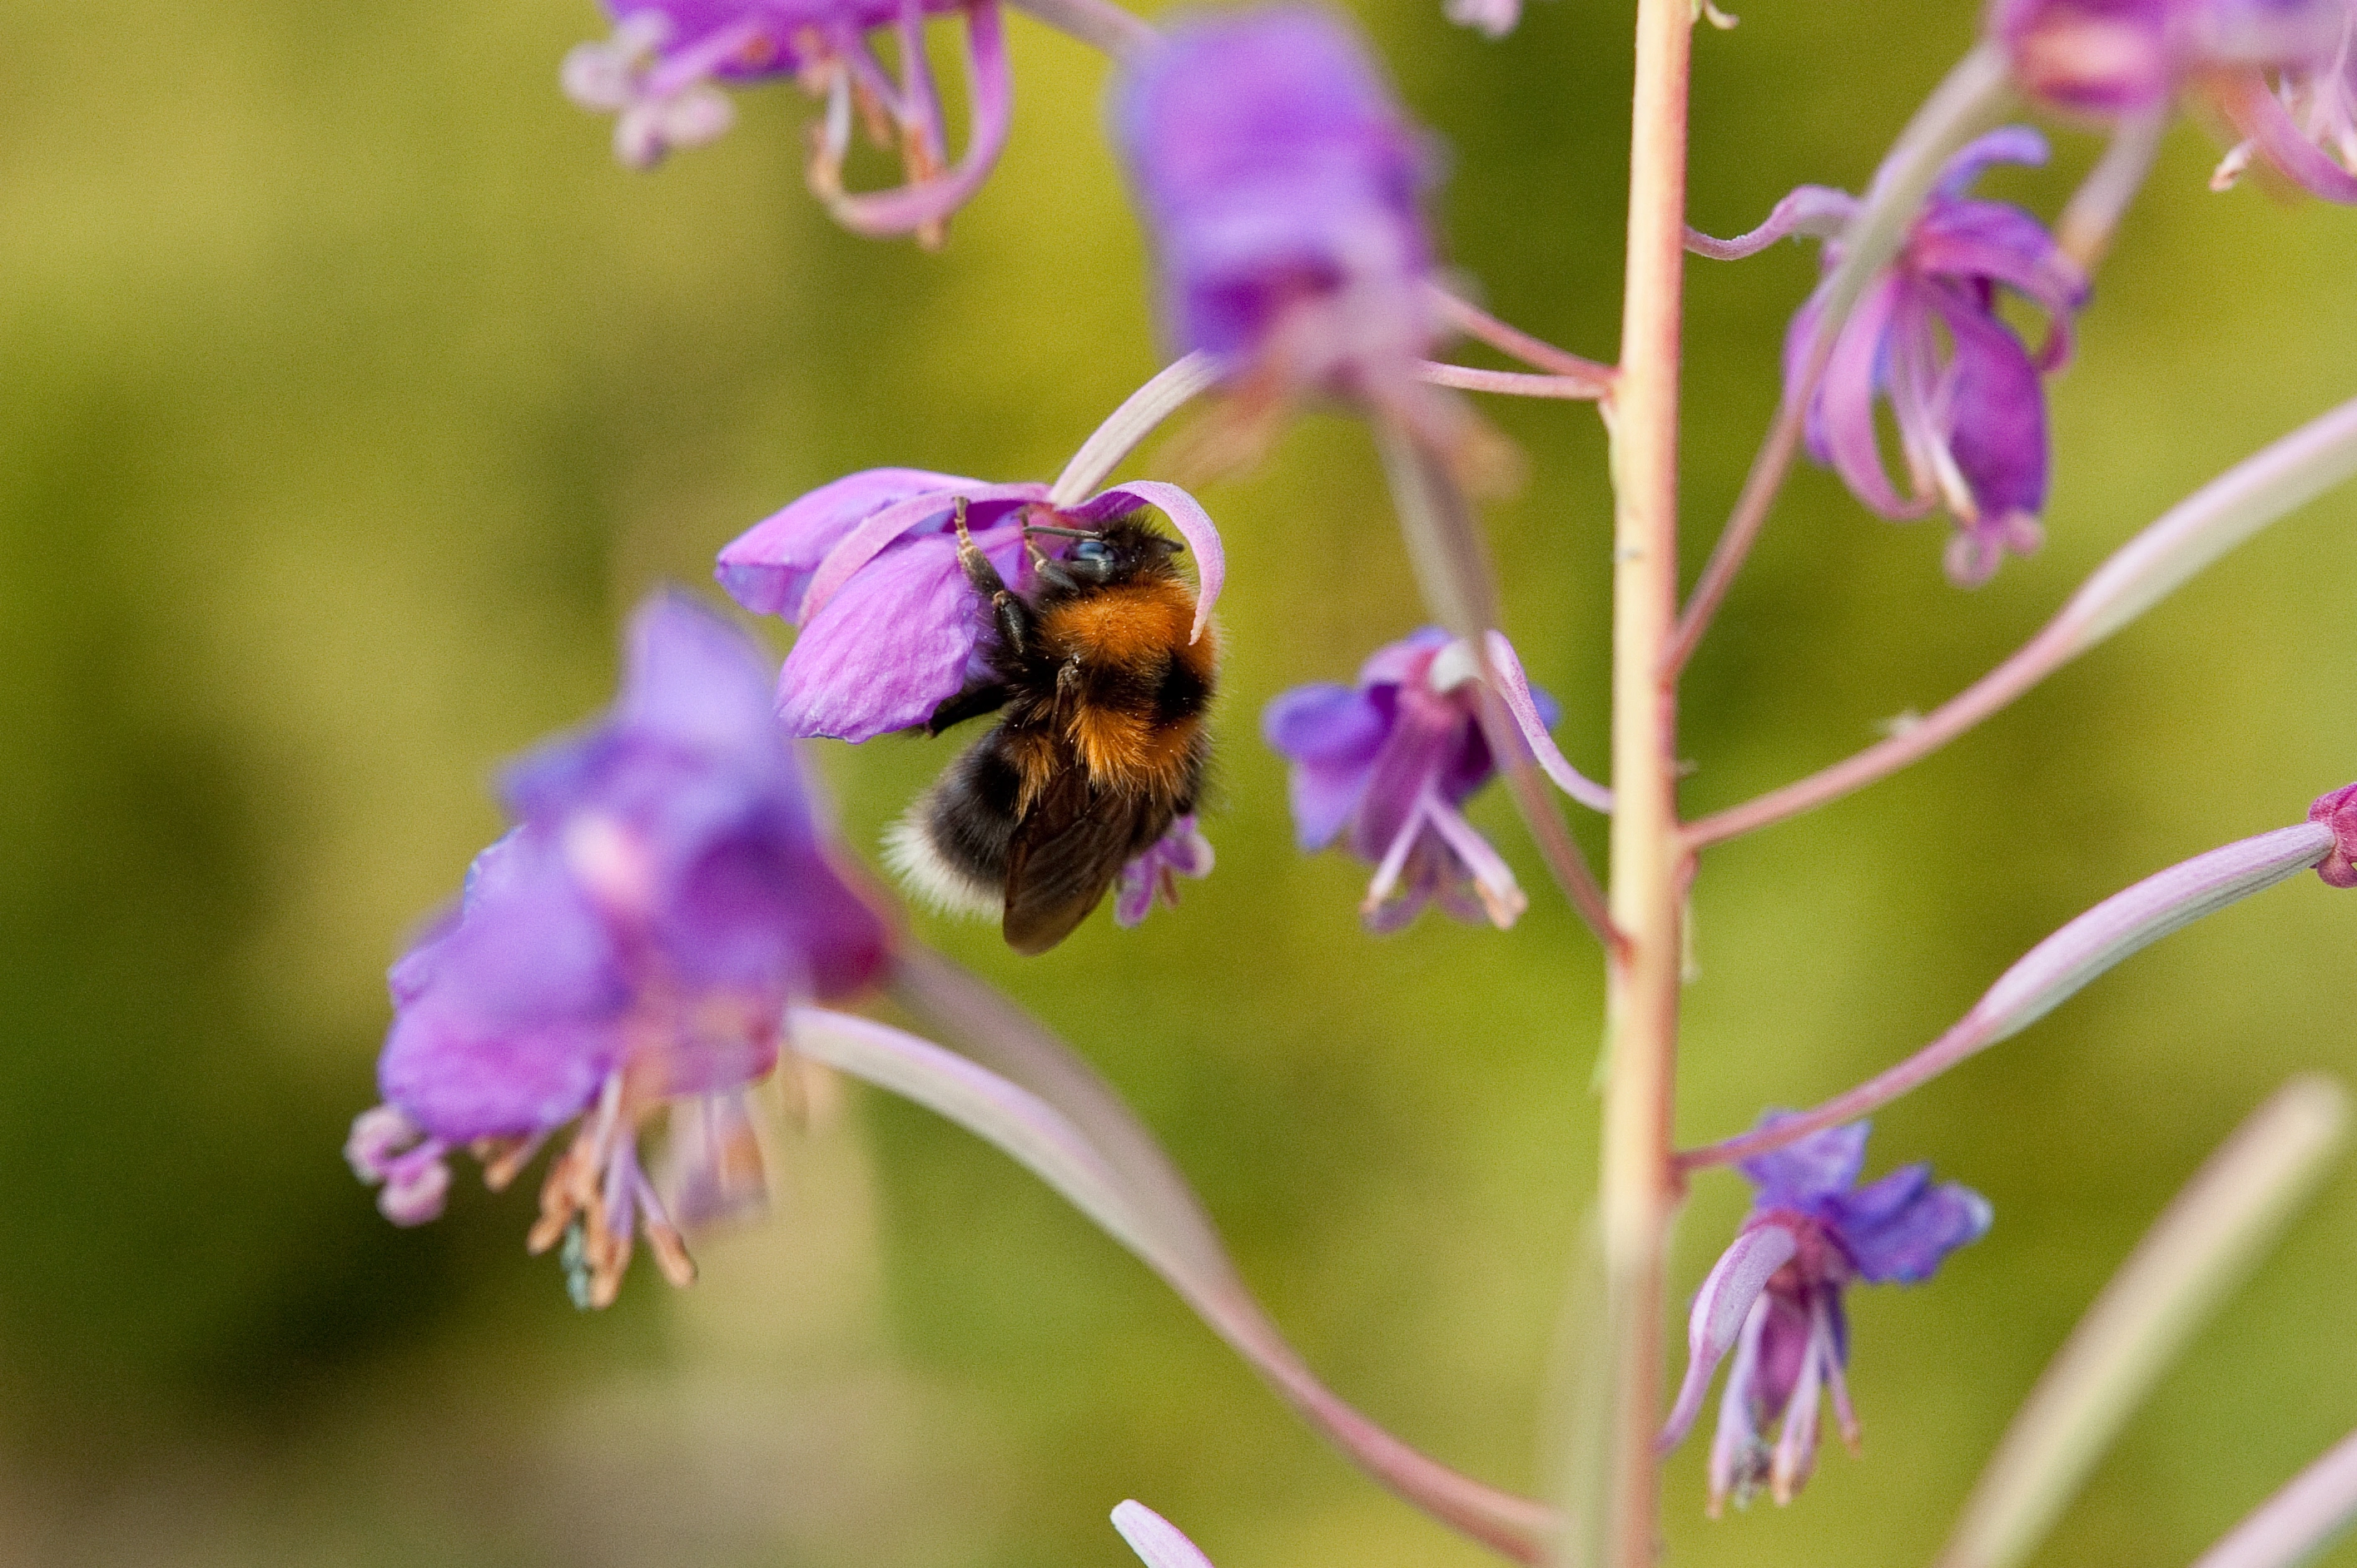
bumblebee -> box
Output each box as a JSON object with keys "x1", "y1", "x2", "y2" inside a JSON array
[{"x1": 885, "y1": 500, "x2": 1216, "y2": 954}]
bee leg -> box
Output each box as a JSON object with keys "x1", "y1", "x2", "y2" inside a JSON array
[{"x1": 952, "y1": 496, "x2": 1033, "y2": 654}]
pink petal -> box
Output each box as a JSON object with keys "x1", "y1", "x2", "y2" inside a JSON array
[{"x1": 1660, "y1": 1224, "x2": 1799, "y2": 1453}]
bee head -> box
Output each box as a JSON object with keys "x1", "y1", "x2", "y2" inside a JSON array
[{"x1": 1037, "y1": 518, "x2": 1184, "y2": 588}]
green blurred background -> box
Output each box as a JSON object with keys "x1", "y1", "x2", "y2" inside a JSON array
[{"x1": 3, "y1": 0, "x2": 2355, "y2": 1564}]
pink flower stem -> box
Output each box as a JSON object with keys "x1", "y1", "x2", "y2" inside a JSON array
[
  {"x1": 1675, "y1": 823, "x2": 2335, "y2": 1174},
  {"x1": 1427, "y1": 283, "x2": 1620, "y2": 385},
  {"x1": 1684, "y1": 613, "x2": 2077, "y2": 849},
  {"x1": 1597, "y1": 0, "x2": 1692, "y2": 1561},
  {"x1": 887, "y1": 949, "x2": 1560, "y2": 1562},
  {"x1": 1417, "y1": 361, "x2": 1612, "y2": 400}
]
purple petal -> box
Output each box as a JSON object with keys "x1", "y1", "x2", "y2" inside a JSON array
[
  {"x1": 1990, "y1": 0, "x2": 2178, "y2": 115},
  {"x1": 777, "y1": 522, "x2": 1026, "y2": 741},
  {"x1": 822, "y1": 0, "x2": 1016, "y2": 236},
  {"x1": 1661, "y1": 1223, "x2": 1799, "y2": 1452},
  {"x1": 716, "y1": 468, "x2": 980, "y2": 620},
  {"x1": 1263, "y1": 684, "x2": 1386, "y2": 851},
  {"x1": 612, "y1": 591, "x2": 781, "y2": 753},
  {"x1": 1933, "y1": 290, "x2": 2051, "y2": 540},
  {"x1": 1811, "y1": 274, "x2": 1921, "y2": 518},
  {"x1": 1344, "y1": 687, "x2": 1461, "y2": 866},
  {"x1": 2213, "y1": 65, "x2": 2357, "y2": 202},
  {"x1": 1933, "y1": 125, "x2": 2051, "y2": 197},
  {"x1": 379, "y1": 994, "x2": 617, "y2": 1146},
  {"x1": 1739, "y1": 1116, "x2": 1870, "y2": 1205},
  {"x1": 1263, "y1": 682, "x2": 1386, "y2": 764},
  {"x1": 1356, "y1": 625, "x2": 1451, "y2": 688},
  {"x1": 1840, "y1": 1178, "x2": 1992, "y2": 1284},
  {"x1": 1073, "y1": 480, "x2": 1226, "y2": 643},
  {"x1": 798, "y1": 481, "x2": 1048, "y2": 630}
]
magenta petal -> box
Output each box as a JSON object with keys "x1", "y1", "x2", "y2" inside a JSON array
[
  {"x1": 824, "y1": 0, "x2": 1017, "y2": 235},
  {"x1": 2309, "y1": 782, "x2": 2357, "y2": 888},
  {"x1": 1661, "y1": 1223, "x2": 1799, "y2": 1452},
  {"x1": 1814, "y1": 275, "x2": 1920, "y2": 518},
  {"x1": 1074, "y1": 480, "x2": 1226, "y2": 643},
  {"x1": 614, "y1": 591, "x2": 783, "y2": 751},
  {"x1": 2215, "y1": 65, "x2": 2357, "y2": 202},
  {"x1": 1933, "y1": 125, "x2": 2051, "y2": 196},
  {"x1": 717, "y1": 468, "x2": 980, "y2": 620},
  {"x1": 780, "y1": 523, "x2": 1025, "y2": 741},
  {"x1": 799, "y1": 480, "x2": 1048, "y2": 628},
  {"x1": 1935, "y1": 290, "x2": 2051, "y2": 575}
]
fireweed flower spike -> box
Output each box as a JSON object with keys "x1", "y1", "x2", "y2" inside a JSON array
[
  {"x1": 1696, "y1": 127, "x2": 2090, "y2": 585},
  {"x1": 563, "y1": 0, "x2": 1014, "y2": 242},
  {"x1": 1262, "y1": 628, "x2": 1601, "y2": 932},
  {"x1": 1660, "y1": 1119, "x2": 1992, "y2": 1514},
  {"x1": 1111, "y1": 8, "x2": 1503, "y2": 484},
  {"x1": 344, "y1": 593, "x2": 893, "y2": 1307}
]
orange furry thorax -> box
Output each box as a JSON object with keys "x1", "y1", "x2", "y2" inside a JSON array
[{"x1": 1028, "y1": 575, "x2": 1214, "y2": 794}]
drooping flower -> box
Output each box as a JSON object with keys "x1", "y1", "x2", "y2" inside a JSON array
[
  {"x1": 1990, "y1": 0, "x2": 2344, "y2": 114},
  {"x1": 1660, "y1": 1117, "x2": 1991, "y2": 1514},
  {"x1": 2207, "y1": 2, "x2": 2357, "y2": 199},
  {"x1": 1114, "y1": 814, "x2": 1216, "y2": 928},
  {"x1": 715, "y1": 468, "x2": 1227, "y2": 742},
  {"x1": 1989, "y1": 0, "x2": 2357, "y2": 198},
  {"x1": 1111, "y1": 8, "x2": 1491, "y2": 474},
  {"x1": 1696, "y1": 127, "x2": 2090, "y2": 585},
  {"x1": 562, "y1": 0, "x2": 1014, "y2": 243},
  {"x1": 346, "y1": 593, "x2": 893, "y2": 1307},
  {"x1": 1262, "y1": 629, "x2": 1596, "y2": 933}
]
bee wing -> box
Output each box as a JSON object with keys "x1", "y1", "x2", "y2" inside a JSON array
[{"x1": 1001, "y1": 766, "x2": 1169, "y2": 956}]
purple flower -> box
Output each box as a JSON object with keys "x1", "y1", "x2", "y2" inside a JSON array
[
  {"x1": 1706, "y1": 128, "x2": 2090, "y2": 585},
  {"x1": 715, "y1": 468, "x2": 1226, "y2": 742},
  {"x1": 1112, "y1": 9, "x2": 1480, "y2": 461},
  {"x1": 563, "y1": 0, "x2": 1013, "y2": 242},
  {"x1": 1989, "y1": 0, "x2": 2345, "y2": 120},
  {"x1": 346, "y1": 593, "x2": 893, "y2": 1307},
  {"x1": 1660, "y1": 1118, "x2": 1991, "y2": 1514},
  {"x1": 1263, "y1": 629, "x2": 1563, "y2": 932},
  {"x1": 2207, "y1": 3, "x2": 2357, "y2": 201},
  {"x1": 1114, "y1": 815, "x2": 1215, "y2": 927}
]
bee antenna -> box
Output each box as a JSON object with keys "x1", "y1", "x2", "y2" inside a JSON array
[{"x1": 1021, "y1": 523, "x2": 1100, "y2": 540}]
